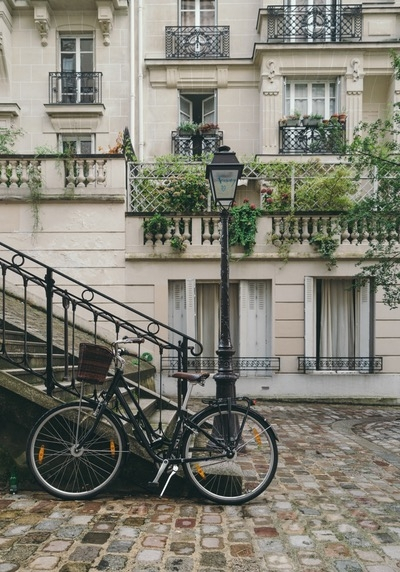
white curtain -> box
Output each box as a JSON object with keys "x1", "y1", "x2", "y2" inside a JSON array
[{"x1": 319, "y1": 279, "x2": 355, "y2": 357}]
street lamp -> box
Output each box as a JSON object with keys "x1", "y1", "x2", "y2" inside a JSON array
[{"x1": 206, "y1": 146, "x2": 244, "y2": 399}]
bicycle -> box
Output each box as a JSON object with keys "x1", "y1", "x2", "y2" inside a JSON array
[{"x1": 26, "y1": 338, "x2": 278, "y2": 505}]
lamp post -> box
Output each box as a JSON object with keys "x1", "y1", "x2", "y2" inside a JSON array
[{"x1": 206, "y1": 146, "x2": 244, "y2": 399}]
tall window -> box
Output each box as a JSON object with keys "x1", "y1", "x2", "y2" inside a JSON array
[
  {"x1": 60, "y1": 36, "x2": 94, "y2": 103},
  {"x1": 179, "y1": 92, "x2": 216, "y2": 125},
  {"x1": 180, "y1": 0, "x2": 216, "y2": 26},
  {"x1": 305, "y1": 277, "x2": 373, "y2": 366},
  {"x1": 285, "y1": 80, "x2": 337, "y2": 117},
  {"x1": 168, "y1": 280, "x2": 271, "y2": 370}
]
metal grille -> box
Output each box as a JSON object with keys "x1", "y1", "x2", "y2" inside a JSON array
[
  {"x1": 279, "y1": 124, "x2": 345, "y2": 154},
  {"x1": 49, "y1": 72, "x2": 103, "y2": 104},
  {"x1": 166, "y1": 26, "x2": 229, "y2": 58},
  {"x1": 162, "y1": 356, "x2": 281, "y2": 375},
  {"x1": 298, "y1": 357, "x2": 383, "y2": 373},
  {"x1": 267, "y1": 5, "x2": 362, "y2": 42},
  {"x1": 172, "y1": 132, "x2": 223, "y2": 157}
]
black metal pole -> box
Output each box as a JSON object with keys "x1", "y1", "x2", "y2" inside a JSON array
[{"x1": 214, "y1": 208, "x2": 238, "y2": 399}]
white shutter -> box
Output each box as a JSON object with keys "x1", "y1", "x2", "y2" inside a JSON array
[
  {"x1": 185, "y1": 278, "x2": 196, "y2": 339},
  {"x1": 304, "y1": 276, "x2": 315, "y2": 356},
  {"x1": 356, "y1": 281, "x2": 370, "y2": 357},
  {"x1": 239, "y1": 281, "x2": 270, "y2": 358}
]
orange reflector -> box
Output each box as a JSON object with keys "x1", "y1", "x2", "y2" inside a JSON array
[
  {"x1": 38, "y1": 445, "x2": 45, "y2": 464},
  {"x1": 110, "y1": 441, "x2": 116, "y2": 456},
  {"x1": 195, "y1": 464, "x2": 206, "y2": 479},
  {"x1": 252, "y1": 428, "x2": 262, "y2": 446}
]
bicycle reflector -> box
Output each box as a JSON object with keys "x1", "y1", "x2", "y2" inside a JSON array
[
  {"x1": 38, "y1": 445, "x2": 45, "y2": 464},
  {"x1": 195, "y1": 464, "x2": 206, "y2": 480},
  {"x1": 252, "y1": 428, "x2": 262, "y2": 446},
  {"x1": 110, "y1": 441, "x2": 116, "y2": 457}
]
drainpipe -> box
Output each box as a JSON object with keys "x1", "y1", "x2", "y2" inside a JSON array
[
  {"x1": 138, "y1": 0, "x2": 144, "y2": 161},
  {"x1": 130, "y1": 0, "x2": 136, "y2": 147}
]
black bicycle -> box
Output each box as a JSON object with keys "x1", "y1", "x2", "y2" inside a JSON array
[{"x1": 26, "y1": 338, "x2": 278, "y2": 505}]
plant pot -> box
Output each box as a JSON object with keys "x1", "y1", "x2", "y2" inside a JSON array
[{"x1": 286, "y1": 119, "x2": 300, "y2": 126}]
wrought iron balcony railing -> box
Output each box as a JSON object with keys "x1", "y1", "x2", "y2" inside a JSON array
[
  {"x1": 166, "y1": 26, "x2": 229, "y2": 58},
  {"x1": 298, "y1": 357, "x2": 383, "y2": 373},
  {"x1": 49, "y1": 72, "x2": 103, "y2": 104},
  {"x1": 266, "y1": 4, "x2": 362, "y2": 42},
  {"x1": 172, "y1": 131, "x2": 223, "y2": 156},
  {"x1": 279, "y1": 122, "x2": 346, "y2": 154},
  {"x1": 163, "y1": 356, "x2": 280, "y2": 375}
]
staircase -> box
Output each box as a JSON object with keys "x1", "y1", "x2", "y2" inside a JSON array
[{"x1": 0, "y1": 241, "x2": 203, "y2": 494}]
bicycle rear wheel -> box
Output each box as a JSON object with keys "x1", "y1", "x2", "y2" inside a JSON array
[
  {"x1": 181, "y1": 404, "x2": 278, "y2": 504},
  {"x1": 26, "y1": 402, "x2": 127, "y2": 500}
]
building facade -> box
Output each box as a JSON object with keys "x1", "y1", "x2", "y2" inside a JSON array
[{"x1": 1, "y1": 0, "x2": 400, "y2": 401}]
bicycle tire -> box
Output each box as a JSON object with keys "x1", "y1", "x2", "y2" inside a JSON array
[
  {"x1": 181, "y1": 404, "x2": 278, "y2": 504},
  {"x1": 26, "y1": 402, "x2": 127, "y2": 500}
]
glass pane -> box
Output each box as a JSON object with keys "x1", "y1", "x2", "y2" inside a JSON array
[
  {"x1": 80, "y1": 53, "x2": 93, "y2": 73},
  {"x1": 293, "y1": 84, "x2": 308, "y2": 115},
  {"x1": 61, "y1": 38, "x2": 76, "y2": 52},
  {"x1": 80, "y1": 39, "x2": 93, "y2": 52},
  {"x1": 61, "y1": 54, "x2": 75, "y2": 73},
  {"x1": 80, "y1": 140, "x2": 92, "y2": 154}
]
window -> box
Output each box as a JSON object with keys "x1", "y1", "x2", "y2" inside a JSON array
[
  {"x1": 60, "y1": 135, "x2": 94, "y2": 154},
  {"x1": 168, "y1": 280, "x2": 272, "y2": 371},
  {"x1": 60, "y1": 36, "x2": 94, "y2": 103},
  {"x1": 285, "y1": 80, "x2": 337, "y2": 117},
  {"x1": 180, "y1": 0, "x2": 216, "y2": 26},
  {"x1": 179, "y1": 92, "x2": 216, "y2": 126},
  {"x1": 305, "y1": 277, "x2": 373, "y2": 367}
]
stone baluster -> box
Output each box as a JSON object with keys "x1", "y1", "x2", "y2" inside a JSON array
[
  {"x1": 85, "y1": 160, "x2": 96, "y2": 187},
  {"x1": 19, "y1": 160, "x2": 29, "y2": 188},
  {"x1": 301, "y1": 216, "x2": 310, "y2": 244},
  {"x1": 8, "y1": 160, "x2": 18, "y2": 187},
  {"x1": 182, "y1": 216, "x2": 191, "y2": 245},
  {"x1": 211, "y1": 216, "x2": 220, "y2": 244},
  {"x1": 76, "y1": 159, "x2": 86, "y2": 187},
  {"x1": 96, "y1": 160, "x2": 107, "y2": 185},
  {"x1": 0, "y1": 161, "x2": 8, "y2": 187},
  {"x1": 202, "y1": 217, "x2": 212, "y2": 244}
]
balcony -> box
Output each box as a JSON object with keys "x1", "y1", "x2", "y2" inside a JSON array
[
  {"x1": 48, "y1": 72, "x2": 103, "y2": 104},
  {"x1": 266, "y1": 4, "x2": 362, "y2": 42},
  {"x1": 279, "y1": 121, "x2": 346, "y2": 154},
  {"x1": 172, "y1": 131, "x2": 223, "y2": 156},
  {"x1": 165, "y1": 26, "x2": 230, "y2": 59}
]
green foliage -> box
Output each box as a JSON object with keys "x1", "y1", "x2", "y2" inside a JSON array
[
  {"x1": 341, "y1": 51, "x2": 400, "y2": 308},
  {"x1": 0, "y1": 126, "x2": 24, "y2": 154},
  {"x1": 143, "y1": 213, "x2": 170, "y2": 236},
  {"x1": 229, "y1": 200, "x2": 262, "y2": 256},
  {"x1": 170, "y1": 235, "x2": 187, "y2": 253},
  {"x1": 178, "y1": 121, "x2": 199, "y2": 135},
  {"x1": 295, "y1": 165, "x2": 356, "y2": 211},
  {"x1": 309, "y1": 232, "x2": 339, "y2": 270}
]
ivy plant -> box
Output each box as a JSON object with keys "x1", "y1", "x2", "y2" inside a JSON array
[{"x1": 229, "y1": 200, "x2": 262, "y2": 256}]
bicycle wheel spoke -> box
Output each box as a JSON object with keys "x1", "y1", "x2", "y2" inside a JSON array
[
  {"x1": 27, "y1": 403, "x2": 126, "y2": 500},
  {"x1": 182, "y1": 405, "x2": 278, "y2": 504}
]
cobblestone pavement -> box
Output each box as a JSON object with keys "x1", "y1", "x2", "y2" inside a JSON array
[{"x1": 0, "y1": 402, "x2": 400, "y2": 572}]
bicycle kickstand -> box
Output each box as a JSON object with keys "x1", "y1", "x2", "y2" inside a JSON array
[{"x1": 148, "y1": 460, "x2": 179, "y2": 497}]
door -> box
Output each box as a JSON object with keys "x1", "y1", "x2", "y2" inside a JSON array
[
  {"x1": 285, "y1": 0, "x2": 336, "y2": 42},
  {"x1": 60, "y1": 37, "x2": 94, "y2": 103}
]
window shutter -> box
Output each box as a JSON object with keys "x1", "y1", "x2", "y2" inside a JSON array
[
  {"x1": 185, "y1": 278, "x2": 196, "y2": 339},
  {"x1": 304, "y1": 276, "x2": 315, "y2": 356},
  {"x1": 356, "y1": 282, "x2": 370, "y2": 357}
]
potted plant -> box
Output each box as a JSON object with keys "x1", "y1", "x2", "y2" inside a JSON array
[
  {"x1": 339, "y1": 111, "x2": 347, "y2": 123},
  {"x1": 306, "y1": 113, "x2": 323, "y2": 127},
  {"x1": 199, "y1": 122, "x2": 219, "y2": 135},
  {"x1": 286, "y1": 111, "x2": 301, "y2": 126},
  {"x1": 178, "y1": 121, "x2": 198, "y2": 136}
]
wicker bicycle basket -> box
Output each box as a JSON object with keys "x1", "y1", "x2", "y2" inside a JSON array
[{"x1": 76, "y1": 343, "x2": 113, "y2": 385}]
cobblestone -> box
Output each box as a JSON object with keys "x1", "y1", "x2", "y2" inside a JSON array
[{"x1": 0, "y1": 402, "x2": 399, "y2": 571}]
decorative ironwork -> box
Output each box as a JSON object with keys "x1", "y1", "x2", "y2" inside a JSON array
[
  {"x1": 279, "y1": 123, "x2": 346, "y2": 154},
  {"x1": 298, "y1": 357, "x2": 383, "y2": 373},
  {"x1": 266, "y1": 4, "x2": 362, "y2": 42},
  {"x1": 172, "y1": 131, "x2": 223, "y2": 156},
  {"x1": 0, "y1": 241, "x2": 203, "y2": 396},
  {"x1": 163, "y1": 356, "x2": 281, "y2": 375},
  {"x1": 166, "y1": 26, "x2": 229, "y2": 58},
  {"x1": 49, "y1": 72, "x2": 103, "y2": 104}
]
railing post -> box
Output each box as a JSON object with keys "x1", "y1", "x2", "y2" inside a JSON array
[{"x1": 45, "y1": 268, "x2": 55, "y2": 395}]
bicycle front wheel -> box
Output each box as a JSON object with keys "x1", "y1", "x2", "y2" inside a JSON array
[
  {"x1": 26, "y1": 402, "x2": 127, "y2": 500},
  {"x1": 181, "y1": 404, "x2": 278, "y2": 504}
]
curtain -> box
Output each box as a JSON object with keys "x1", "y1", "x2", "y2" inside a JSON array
[{"x1": 319, "y1": 279, "x2": 355, "y2": 357}]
